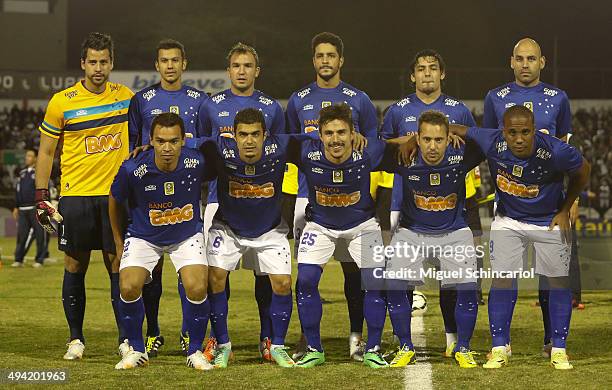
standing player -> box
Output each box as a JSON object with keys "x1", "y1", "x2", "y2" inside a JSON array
[
  {"x1": 110, "y1": 113, "x2": 214, "y2": 370},
  {"x1": 483, "y1": 38, "x2": 573, "y2": 357},
  {"x1": 196, "y1": 42, "x2": 285, "y2": 361},
  {"x1": 35, "y1": 32, "x2": 133, "y2": 359},
  {"x1": 286, "y1": 32, "x2": 378, "y2": 361},
  {"x1": 381, "y1": 49, "x2": 479, "y2": 358},
  {"x1": 452, "y1": 105, "x2": 589, "y2": 369},
  {"x1": 384, "y1": 110, "x2": 484, "y2": 368},
  {"x1": 128, "y1": 39, "x2": 209, "y2": 357}
]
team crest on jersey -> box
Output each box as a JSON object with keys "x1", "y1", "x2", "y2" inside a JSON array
[
  {"x1": 169, "y1": 106, "x2": 180, "y2": 114},
  {"x1": 523, "y1": 102, "x2": 533, "y2": 112},
  {"x1": 245, "y1": 165, "x2": 256, "y2": 175},
  {"x1": 322, "y1": 101, "x2": 332, "y2": 108},
  {"x1": 512, "y1": 165, "x2": 523, "y2": 177},
  {"x1": 430, "y1": 173, "x2": 441, "y2": 186},
  {"x1": 332, "y1": 170, "x2": 343, "y2": 183},
  {"x1": 164, "y1": 181, "x2": 175, "y2": 195}
]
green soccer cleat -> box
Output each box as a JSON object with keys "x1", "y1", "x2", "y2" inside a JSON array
[
  {"x1": 213, "y1": 343, "x2": 232, "y2": 368},
  {"x1": 145, "y1": 335, "x2": 164, "y2": 357},
  {"x1": 444, "y1": 341, "x2": 457, "y2": 358},
  {"x1": 295, "y1": 347, "x2": 325, "y2": 368},
  {"x1": 270, "y1": 346, "x2": 296, "y2": 368},
  {"x1": 179, "y1": 333, "x2": 189, "y2": 356},
  {"x1": 364, "y1": 350, "x2": 389, "y2": 369}
]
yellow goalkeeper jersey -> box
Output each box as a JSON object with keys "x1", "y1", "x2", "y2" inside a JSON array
[{"x1": 39, "y1": 80, "x2": 133, "y2": 196}]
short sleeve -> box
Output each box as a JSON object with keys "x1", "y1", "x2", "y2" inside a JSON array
[
  {"x1": 367, "y1": 138, "x2": 388, "y2": 169},
  {"x1": 482, "y1": 91, "x2": 499, "y2": 129},
  {"x1": 390, "y1": 174, "x2": 403, "y2": 211},
  {"x1": 461, "y1": 105, "x2": 477, "y2": 127},
  {"x1": 196, "y1": 99, "x2": 213, "y2": 138},
  {"x1": 380, "y1": 105, "x2": 397, "y2": 140},
  {"x1": 358, "y1": 93, "x2": 379, "y2": 138},
  {"x1": 269, "y1": 101, "x2": 286, "y2": 135},
  {"x1": 110, "y1": 163, "x2": 130, "y2": 203},
  {"x1": 39, "y1": 94, "x2": 64, "y2": 139},
  {"x1": 466, "y1": 127, "x2": 499, "y2": 157},
  {"x1": 555, "y1": 93, "x2": 572, "y2": 138},
  {"x1": 285, "y1": 95, "x2": 301, "y2": 134},
  {"x1": 554, "y1": 140, "x2": 583, "y2": 174}
]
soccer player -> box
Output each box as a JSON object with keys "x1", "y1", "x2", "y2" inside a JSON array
[
  {"x1": 196, "y1": 42, "x2": 285, "y2": 362},
  {"x1": 381, "y1": 49, "x2": 479, "y2": 358},
  {"x1": 204, "y1": 108, "x2": 301, "y2": 368},
  {"x1": 128, "y1": 39, "x2": 209, "y2": 357},
  {"x1": 452, "y1": 105, "x2": 590, "y2": 369},
  {"x1": 483, "y1": 38, "x2": 574, "y2": 357},
  {"x1": 110, "y1": 113, "x2": 214, "y2": 370},
  {"x1": 384, "y1": 110, "x2": 484, "y2": 368},
  {"x1": 35, "y1": 32, "x2": 133, "y2": 360},
  {"x1": 286, "y1": 32, "x2": 378, "y2": 361}
]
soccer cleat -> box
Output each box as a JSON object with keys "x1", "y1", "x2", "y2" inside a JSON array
[
  {"x1": 187, "y1": 350, "x2": 214, "y2": 371},
  {"x1": 390, "y1": 345, "x2": 416, "y2": 367},
  {"x1": 486, "y1": 343, "x2": 512, "y2": 359},
  {"x1": 203, "y1": 337, "x2": 217, "y2": 362},
  {"x1": 349, "y1": 334, "x2": 365, "y2": 362},
  {"x1": 145, "y1": 335, "x2": 165, "y2": 357},
  {"x1": 364, "y1": 349, "x2": 389, "y2": 369},
  {"x1": 270, "y1": 346, "x2": 296, "y2": 368},
  {"x1": 550, "y1": 350, "x2": 573, "y2": 370},
  {"x1": 444, "y1": 341, "x2": 457, "y2": 358},
  {"x1": 213, "y1": 343, "x2": 232, "y2": 368},
  {"x1": 115, "y1": 347, "x2": 149, "y2": 369},
  {"x1": 118, "y1": 339, "x2": 130, "y2": 358},
  {"x1": 180, "y1": 333, "x2": 190, "y2": 356},
  {"x1": 292, "y1": 334, "x2": 308, "y2": 361},
  {"x1": 483, "y1": 347, "x2": 508, "y2": 369},
  {"x1": 295, "y1": 347, "x2": 325, "y2": 368},
  {"x1": 10, "y1": 262, "x2": 24, "y2": 268},
  {"x1": 259, "y1": 337, "x2": 272, "y2": 363},
  {"x1": 454, "y1": 348, "x2": 478, "y2": 368},
  {"x1": 63, "y1": 339, "x2": 85, "y2": 360},
  {"x1": 32, "y1": 262, "x2": 43, "y2": 268},
  {"x1": 541, "y1": 342, "x2": 552, "y2": 358}
]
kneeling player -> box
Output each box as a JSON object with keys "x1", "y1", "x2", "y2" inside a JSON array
[
  {"x1": 109, "y1": 113, "x2": 215, "y2": 370},
  {"x1": 451, "y1": 105, "x2": 590, "y2": 369},
  {"x1": 384, "y1": 110, "x2": 484, "y2": 368}
]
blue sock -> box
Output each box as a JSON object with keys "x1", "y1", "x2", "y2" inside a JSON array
[
  {"x1": 119, "y1": 295, "x2": 145, "y2": 352},
  {"x1": 255, "y1": 274, "x2": 273, "y2": 341},
  {"x1": 270, "y1": 291, "x2": 292, "y2": 345},
  {"x1": 62, "y1": 271, "x2": 86, "y2": 342},
  {"x1": 296, "y1": 264, "x2": 323, "y2": 351},
  {"x1": 364, "y1": 289, "x2": 387, "y2": 351},
  {"x1": 110, "y1": 273, "x2": 125, "y2": 342},
  {"x1": 549, "y1": 288, "x2": 572, "y2": 348},
  {"x1": 439, "y1": 286, "x2": 458, "y2": 333},
  {"x1": 183, "y1": 296, "x2": 210, "y2": 355},
  {"x1": 506, "y1": 279, "x2": 518, "y2": 344},
  {"x1": 209, "y1": 291, "x2": 230, "y2": 344},
  {"x1": 455, "y1": 283, "x2": 478, "y2": 351},
  {"x1": 488, "y1": 287, "x2": 513, "y2": 348},
  {"x1": 387, "y1": 289, "x2": 413, "y2": 350},
  {"x1": 344, "y1": 270, "x2": 364, "y2": 334},
  {"x1": 142, "y1": 270, "x2": 162, "y2": 337},
  {"x1": 538, "y1": 276, "x2": 552, "y2": 344},
  {"x1": 209, "y1": 275, "x2": 231, "y2": 339},
  {"x1": 177, "y1": 277, "x2": 188, "y2": 336}
]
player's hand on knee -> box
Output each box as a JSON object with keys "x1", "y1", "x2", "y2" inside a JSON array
[
  {"x1": 129, "y1": 145, "x2": 152, "y2": 159},
  {"x1": 549, "y1": 210, "x2": 571, "y2": 244},
  {"x1": 35, "y1": 189, "x2": 63, "y2": 233}
]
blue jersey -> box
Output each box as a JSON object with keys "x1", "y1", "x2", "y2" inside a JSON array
[
  {"x1": 381, "y1": 93, "x2": 476, "y2": 211},
  {"x1": 196, "y1": 88, "x2": 285, "y2": 203},
  {"x1": 128, "y1": 83, "x2": 208, "y2": 150},
  {"x1": 111, "y1": 148, "x2": 214, "y2": 246},
  {"x1": 467, "y1": 127, "x2": 583, "y2": 225},
  {"x1": 483, "y1": 82, "x2": 572, "y2": 138},
  {"x1": 394, "y1": 143, "x2": 484, "y2": 233},
  {"x1": 296, "y1": 137, "x2": 389, "y2": 230},
  {"x1": 286, "y1": 81, "x2": 378, "y2": 197},
  {"x1": 204, "y1": 134, "x2": 293, "y2": 238}
]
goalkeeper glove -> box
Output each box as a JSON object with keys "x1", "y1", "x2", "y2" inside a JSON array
[{"x1": 35, "y1": 188, "x2": 63, "y2": 233}]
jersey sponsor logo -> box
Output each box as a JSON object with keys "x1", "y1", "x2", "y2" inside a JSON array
[
  {"x1": 444, "y1": 98, "x2": 459, "y2": 107},
  {"x1": 496, "y1": 174, "x2": 539, "y2": 198},
  {"x1": 408, "y1": 175, "x2": 420, "y2": 181},
  {"x1": 187, "y1": 89, "x2": 201, "y2": 99},
  {"x1": 496, "y1": 141, "x2": 507, "y2": 153},
  {"x1": 342, "y1": 87, "x2": 357, "y2": 97},
  {"x1": 321, "y1": 101, "x2": 332, "y2": 108},
  {"x1": 497, "y1": 87, "x2": 510, "y2": 99},
  {"x1": 316, "y1": 190, "x2": 360, "y2": 207},
  {"x1": 536, "y1": 148, "x2": 552, "y2": 160},
  {"x1": 219, "y1": 126, "x2": 234, "y2": 135},
  {"x1": 170, "y1": 105, "x2": 179, "y2": 114},
  {"x1": 143, "y1": 89, "x2": 156, "y2": 101},
  {"x1": 65, "y1": 90, "x2": 78, "y2": 100},
  {"x1": 303, "y1": 104, "x2": 314, "y2": 111},
  {"x1": 110, "y1": 84, "x2": 121, "y2": 92},
  {"x1": 414, "y1": 193, "x2": 457, "y2": 211},
  {"x1": 184, "y1": 157, "x2": 200, "y2": 168},
  {"x1": 397, "y1": 97, "x2": 411, "y2": 107},
  {"x1": 505, "y1": 102, "x2": 516, "y2": 109},
  {"x1": 134, "y1": 164, "x2": 148, "y2": 179},
  {"x1": 75, "y1": 109, "x2": 88, "y2": 117},
  {"x1": 265, "y1": 143, "x2": 278, "y2": 156},
  {"x1": 149, "y1": 203, "x2": 194, "y2": 226},
  {"x1": 223, "y1": 148, "x2": 236, "y2": 159},
  {"x1": 448, "y1": 155, "x2": 463, "y2": 165},
  {"x1": 229, "y1": 181, "x2": 274, "y2": 198},
  {"x1": 405, "y1": 116, "x2": 417, "y2": 122},
  {"x1": 523, "y1": 101, "x2": 533, "y2": 112},
  {"x1": 307, "y1": 151, "x2": 322, "y2": 161},
  {"x1": 164, "y1": 181, "x2": 174, "y2": 195},
  {"x1": 258, "y1": 96, "x2": 273, "y2": 106},
  {"x1": 145, "y1": 184, "x2": 156, "y2": 191},
  {"x1": 352, "y1": 151, "x2": 363, "y2": 161},
  {"x1": 543, "y1": 88, "x2": 558, "y2": 97},
  {"x1": 218, "y1": 111, "x2": 229, "y2": 117},
  {"x1": 212, "y1": 94, "x2": 226, "y2": 104},
  {"x1": 312, "y1": 167, "x2": 323, "y2": 174},
  {"x1": 297, "y1": 88, "x2": 311, "y2": 99},
  {"x1": 150, "y1": 109, "x2": 163, "y2": 115},
  {"x1": 85, "y1": 133, "x2": 122, "y2": 154}
]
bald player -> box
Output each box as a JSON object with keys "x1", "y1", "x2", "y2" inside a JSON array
[{"x1": 483, "y1": 37, "x2": 575, "y2": 359}]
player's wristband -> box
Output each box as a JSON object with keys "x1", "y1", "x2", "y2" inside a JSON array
[{"x1": 35, "y1": 188, "x2": 50, "y2": 203}]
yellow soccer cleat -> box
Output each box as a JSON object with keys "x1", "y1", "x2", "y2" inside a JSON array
[
  {"x1": 483, "y1": 347, "x2": 508, "y2": 369},
  {"x1": 454, "y1": 349, "x2": 478, "y2": 368},
  {"x1": 443, "y1": 341, "x2": 456, "y2": 358},
  {"x1": 390, "y1": 345, "x2": 416, "y2": 367},
  {"x1": 550, "y1": 350, "x2": 573, "y2": 370}
]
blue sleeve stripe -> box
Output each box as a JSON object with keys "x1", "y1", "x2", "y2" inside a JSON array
[
  {"x1": 63, "y1": 99, "x2": 131, "y2": 120},
  {"x1": 42, "y1": 120, "x2": 60, "y2": 131},
  {"x1": 40, "y1": 123, "x2": 61, "y2": 134}
]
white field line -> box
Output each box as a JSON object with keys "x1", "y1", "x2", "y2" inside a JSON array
[{"x1": 403, "y1": 316, "x2": 433, "y2": 390}]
